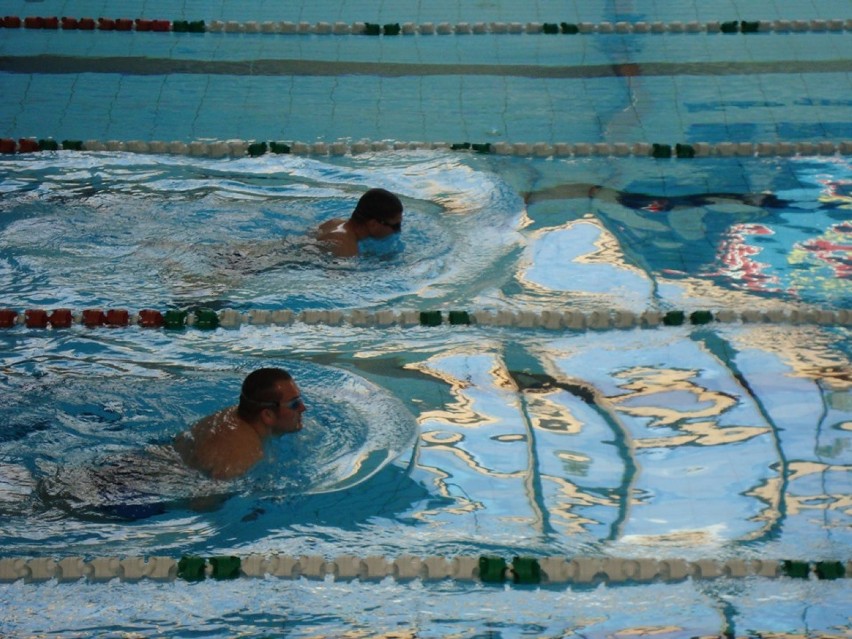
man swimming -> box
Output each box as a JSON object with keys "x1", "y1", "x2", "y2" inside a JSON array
[
  {"x1": 174, "y1": 368, "x2": 306, "y2": 480},
  {"x1": 316, "y1": 187, "x2": 404, "y2": 257}
]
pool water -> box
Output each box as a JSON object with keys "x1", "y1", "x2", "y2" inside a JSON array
[
  {"x1": 1, "y1": 0, "x2": 851, "y2": 634},
  {"x1": 0, "y1": 150, "x2": 849, "y2": 637}
]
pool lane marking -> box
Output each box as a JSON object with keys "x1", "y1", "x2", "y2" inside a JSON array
[
  {"x1": 0, "y1": 555, "x2": 847, "y2": 583},
  {"x1": 3, "y1": 55, "x2": 852, "y2": 79},
  {"x1": 0, "y1": 307, "x2": 850, "y2": 332},
  {"x1": 2, "y1": 17, "x2": 850, "y2": 35},
  {"x1": 2, "y1": 138, "x2": 850, "y2": 159}
]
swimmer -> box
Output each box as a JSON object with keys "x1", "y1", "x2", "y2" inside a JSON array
[
  {"x1": 316, "y1": 187, "x2": 403, "y2": 257},
  {"x1": 174, "y1": 368, "x2": 306, "y2": 480}
]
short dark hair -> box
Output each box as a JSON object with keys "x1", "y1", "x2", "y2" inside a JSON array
[
  {"x1": 351, "y1": 188, "x2": 403, "y2": 223},
  {"x1": 238, "y1": 368, "x2": 293, "y2": 420}
]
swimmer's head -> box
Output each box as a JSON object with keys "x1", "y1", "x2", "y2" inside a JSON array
[
  {"x1": 238, "y1": 368, "x2": 293, "y2": 420},
  {"x1": 238, "y1": 368, "x2": 305, "y2": 435},
  {"x1": 351, "y1": 188, "x2": 403, "y2": 238}
]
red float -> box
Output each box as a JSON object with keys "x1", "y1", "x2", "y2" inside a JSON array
[
  {"x1": 18, "y1": 139, "x2": 39, "y2": 153},
  {"x1": 82, "y1": 309, "x2": 106, "y2": 327},
  {"x1": 138, "y1": 309, "x2": 164, "y2": 328},
  {"x1": 25, "y1": 309, "x2": 49, "y2": 328},
  {"x1": 105, "y1": 309, "x2": 130, "y2": 326},
  {"x1": 115, "y1": 18, "x2": 133, "y2": 31},
  {"x1": 23, "y1": 16, "x2": 43, "y2": 28},
  {"x1": 48, "y1": 309, "x2": 73, "y2": 328},
  {"x1": 2, "y1": 16, "x2": 22, "y2": 28},
  {"x1": 0, "y1": 139, "x2": 16, "y2": 154},
  {"x1": 61, "y1": 17, "x2": 79, "y2": 29},
  {"x1": 78, "y1": 17, "x2": 95, "y2": 30},
  {"x1": 43, "y1": 16, "x2": 59, "y2": 29},
  {"x1": 135, "y1": 19, "x2": 152, "y2": 31},
  {"x1": 0, "y1": 309, "x2": 18, "y2": 328},
  {"x1": 98, "y1": 17, "x2": 115, "y2": 30},
  {"x1": 152, "y1": 20, "x2": 170, "y2": 32}
]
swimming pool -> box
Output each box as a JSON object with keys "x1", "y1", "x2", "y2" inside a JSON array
[{"x1": 1, "y1": 0, "x2": 850, "y2": 637}]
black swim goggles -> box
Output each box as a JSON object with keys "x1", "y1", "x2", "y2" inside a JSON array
[
  {"x1": 241, "y1": 393, "x2": 303, "y2": 411},
  {"x1": 377, "y1": 219, "x2": 402, "y2": 232}
]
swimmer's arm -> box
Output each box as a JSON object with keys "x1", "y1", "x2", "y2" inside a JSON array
[{"x1": 323, "y1": 240, "x2": 358, "y2": 258}]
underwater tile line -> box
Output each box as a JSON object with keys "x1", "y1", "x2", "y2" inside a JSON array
[
  {"x1": 0, "y1": 555, "x2": 848, "y2": 584},
  {"x1": 1, "y1": 307, "x2": 850, "y2": 332},
  {"x1": 3, "y1": 55, "x2": 852, "y2": 79},
  {"x1": 2, "y1": 16, "x2": 851, "y2": 36}
]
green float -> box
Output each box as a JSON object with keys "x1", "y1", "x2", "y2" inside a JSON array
[
  {"x1": 419, "y1": 311, "x2": 442, "y2": 327},
  {"x1": 663, "y1": 310, "x2": 685, "y2": 326},
  {"x1": 511, "y1": 557, "x2": 541, "y2": 584},
  {"x1": 209, "y1": 556, "x2": 241, "y2": 580},
  {"x1": 815, "y1": 561, "x2": 845, "y2": 580},
  {"x1": 448, "y1": 311, "x2": 470, "y2": 325},
  {"x1": 689, "y1": 310, "x2": 713, "y2": 325},
  {"x1": 781, "y1": 560, "x2": 810, "y2": 579},
  {"x1": 676, "y1": 143, "x2": 695, "y2": 158},
  {"x1": 163, "y1": 310, "x2": 188, "y2": 330},
  {"x1": 247, "y1": 142, "x2": 268, "y2": 157},
  {"x1": 194, "y1": 308, "x2": 219, "y2": 330},
  {"x1": 652, "y1": 143, "x2": 672, "y2": 159},
  {"x1": 177, "y1": 556, "x2": 207, "y2": 581},
  {"x1": 478, "y1": 556, "x2": 507, "y2": 583}
]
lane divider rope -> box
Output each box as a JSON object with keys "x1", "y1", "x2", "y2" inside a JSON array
[
  {"x1": 0, "y1": 555, "x2": 847, "y2": 584},
  {"x1": 0, "y1": 307, "x2": 850, "y2": 332},
  {"x1": 1, "y1": 138, "x2": 851, "y2": 158},
  {"x1": 2, "y1": 16, "x2": 851, "y2": 35}
]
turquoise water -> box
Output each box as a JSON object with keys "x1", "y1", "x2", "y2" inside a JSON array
[{"x1": 1, "y1": 0, "x2": 851, "y2": 635}]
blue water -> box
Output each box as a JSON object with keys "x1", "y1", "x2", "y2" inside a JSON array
[
  {"x1": 0, "y1": 151, "x2": 849, "y2": 637},
  {"x1": 1, "y1": 0, "x2": 851, "y2": 633}
]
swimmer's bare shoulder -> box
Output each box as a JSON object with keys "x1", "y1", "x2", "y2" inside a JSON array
[
  {"x1": 316, "y1": 218, "x2": 358, "y2": 258},
  {"x1": 174, "y1": 408, "x2": 263, "y2": 481}
]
